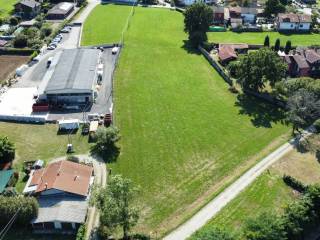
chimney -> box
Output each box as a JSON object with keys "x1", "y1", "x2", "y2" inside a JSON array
[
  {"x1": 74, "y1": 175, "x2": 79, "y2": 181},
  {"x1": 44, "y1": 183, "x2": 48, "y2": 189}
]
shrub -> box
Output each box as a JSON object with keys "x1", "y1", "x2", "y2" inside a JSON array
[
  {"x1": 313, "y1": 119, "x2": 320, "y2": 133},
  {"x1": 13, "y1": 34, "x2": 28, "y2": 48},
  {"x1": 41, "y1": 24, "x2": 52, "y2": 38},
  {"x1": 0, "y1": 136, "x2": 15, "y2": 164},
  {"x1": 0, "y1": 196, "x2": 38, "y2": 226},
  {"x1": 76, "y1": 224, "x2": 86, "y2": 240},
  {"x1": 9, "y1": 16, "x2": 19, "y2": 26},
  {"x1": 283, "y1": 175, "x2": 308, "y2": 193}
]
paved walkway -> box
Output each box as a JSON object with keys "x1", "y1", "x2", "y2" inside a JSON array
[{"x1": 163, "y1": 129, "x2": 313, "y2": 240}]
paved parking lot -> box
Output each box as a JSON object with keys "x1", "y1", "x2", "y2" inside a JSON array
[{"x1": 9, "y1": 24, "x2": 118, "y2": 122}]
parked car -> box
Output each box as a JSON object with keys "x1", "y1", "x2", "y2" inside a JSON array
[
  {"x1": 47, "y1": 44, "x2": 56, "y2": 50},
  {"x1": 60, "y1": 26, "x2": 72, "y2": 33},
  {"x1": 112, "y1": 46, "x2": 119, "y2": 54}
]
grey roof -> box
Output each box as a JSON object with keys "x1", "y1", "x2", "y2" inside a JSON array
[
  {"x1": 44, "y1": 48, "x2": 99, "y2": 95},
  {"x1": 32, "y1": 196, "x2": 88, "y2": 224},
  {"x1": 48, "y1": 2, "x2": 74, "y2": 15},
  {"x1": 16, "y1": 0, "x2": 40, "y2": 8}
]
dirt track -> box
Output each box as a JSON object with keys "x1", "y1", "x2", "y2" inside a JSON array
[{"x1": 0, "y1": 55, "x2": 29, "y2": 83}]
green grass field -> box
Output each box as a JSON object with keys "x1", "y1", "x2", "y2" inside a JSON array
[
  {"x1": 208, "y1": 31, "x2": 320, "y2": 46},
  {"x1": 82, "y1": 4, "x2": 133, "y2": 45},
  {"x1": 82, "y1": 5, "x2": 290, "y2": 235},
  {"x1": 189, "y1": 172, "x2": 295, "y2": 239},
  {"x1": 0, "y1": 0, "x2": 17, "y2": 18}
]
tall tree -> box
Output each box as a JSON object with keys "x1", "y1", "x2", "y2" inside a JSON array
[
  {"x1": 91, "y1": 126, "x2": 120, "y2": 162},
  {"x1": 274, "y1": 38, "x2": 280, "y2": 51},
  {"x1": 184, "y1": 2, "x2": 212, "y2": 46},
  {"x1": 287, "y1": 89, "x2": 320, "y2": 134},
  {"x1": 285, "y1": 40, "x2": 292, "y2": 54},
  {"x1": 0, "y1": 136, "x2": 15, "y2": 164},
  {"x1": 92, "y1": 175, "x2": 139, "y2": 239},
  {"x1": 264, "y1": 0, "x2": 285, "y2": 17},
  {"x1": 264, "y1": 35, "x2": 270, "y2": 47},
  {"x1": 244, "y1": 212, "x2": 287, "y2": 240},
  {"x1": 237, "y1": 48, "x2": 287, "y2": 91}
]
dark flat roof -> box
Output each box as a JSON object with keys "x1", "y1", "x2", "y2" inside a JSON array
[{"x1": 45, "y1": 48, "x2": 99, "y2": 95}]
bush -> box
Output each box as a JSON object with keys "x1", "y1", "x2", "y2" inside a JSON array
[
  {"x1": 0, "y1": 196, "x2": 38, "y2": 226},
  {"x1": 313, "y1": 119, "x2": 320, "y2": 133},
  {"x1": 13, "y1": 34, "x2": 28, "y2": 48},
  {"x1": 9, "y1": 16, "x2": 19, "y2": 26},
  {"x1": 0, "y1": 136, "x2": 15, "y2": 164},
  {"x1": 283, "y1": 175, "x2": 308, "y2": 193},
  {"x1": 27, "y1": 38, "x2": 43, "y2": 50},
  {"x1": 76, "y1": 224, "x2": 86, "y2": 240},
  {"x1": 41, "y1": 24, "x2": 52, "y2": 38}
]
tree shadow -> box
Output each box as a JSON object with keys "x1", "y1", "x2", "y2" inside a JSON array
[
  {"x1": 180, "y1": 40, "x2": 201, "y2": 55},
  {"x1": 235, "y1": 94, "x2": 287, "y2": 128},
  {"x1": 90, "y1": 144, "x2": 120, "y2": 163}
]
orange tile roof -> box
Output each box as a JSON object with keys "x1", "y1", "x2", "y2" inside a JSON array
[{"x1": 31, "y1": 160, "x2": 93, "y2": 197}]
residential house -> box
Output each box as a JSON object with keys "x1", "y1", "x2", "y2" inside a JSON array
[
  {"x1": 0, "y1": 170, "x2": 14, "y2": 194},
  {"x1": 213, "y1": 6, "x2": 225, "y2": 24},
  {"x1": 24, "y1": 160, "x2": 94, "y2": 233},
  {"x1": 47, "y1": 2, "x2": 74, "y2": 20},
  {"x1": 218, "y1": 43, "x2": 248, "y2": 65},
  {"x1": 14, "y1": 0, "x2": 41, "y2": 19},
  {"x1": 281, "y1": 48, "x2": 320, "y2": 77},
  {"x1": 241, "y1": 7, "x2": 257, "y2": 23},
  {"x1": 230, "y1": 17, "x2": 243, "y2": 28},
  {"x1": 276, "y1": 13, "x2": 311, "y2": 32},
  {"x1": 229, "y1": 6, "x2": 241, "y2": 18}
]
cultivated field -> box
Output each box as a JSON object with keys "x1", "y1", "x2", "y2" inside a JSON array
[
  {"x1": 190, "y1": 139, "x2": 320, "y2": 238},
  {"x1": 208, "y1": 31, "x2": 320, "y2": 46},
  {"x1": 0, "y1": 0, "x2": 17, "y2": 18},
  {"x1": 82, "y1": 5, "x2": 290, "y2": 236},
  {"x1": 0, "y1": 55, "x2": 30, "y2": 83}
]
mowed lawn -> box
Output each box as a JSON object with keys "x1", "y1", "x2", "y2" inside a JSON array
[
  {"x1": 0, "y1": 0, "x2": 17, "y2": 18},
  {"x1": 82, "y1": 5, "x2": 290, "y2": 235},
  {"x1": 208, "y1": 31, "x2": 320, "y2": 46},
  {"x1": 82, "y1": 4, "x2": 133, "y2": 45}
]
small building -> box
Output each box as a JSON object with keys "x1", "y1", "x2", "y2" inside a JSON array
[
  {"x1": 241, "y1": 7, "x2": 257, "y2": 24},
  {"x1": 0, "y1": 40, "x2": 8, "y2": 47},
  {"x1": 58, "y1": 119, "x2": 80, "y2": 131},
  {"x1": 38, "y1": 48, "x2": 100, "y2": 109},
  {"x1": 14, "y1": 0, "x2": 41, "y2": 19},
  {"x1": 229, "y1": 6, "x2": 241, "y2": 19},
  {"x1": 213, "y1": 6, "x2": 225, "y2": 24},
  {"x1": 218, "y1": 43, "x2": 248, "y2": 65},
  {"x1": 0, "y1": 170, "x2": 14, "y2": 194},
  {"x1": 47, "y1": 2, "x2": 74, "y2": 20},
  {"x1": 276, "y1": 13, "x2": 311, "y2": 32},
  {"x1": 292, "y1": 55, "x2": 310, "y2": 77},
  {"x1": 24, "y1": 160, "x2": 94, "y2": 233}
]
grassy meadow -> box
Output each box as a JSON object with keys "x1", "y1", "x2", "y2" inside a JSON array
[{"x1": 82, "y1": 4, "x2": 290, "y2": 236}]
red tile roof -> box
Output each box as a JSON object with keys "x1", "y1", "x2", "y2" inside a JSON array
[
  {"x1": 30, "y1": 160, "x2": 93, "y2": 197},
  {"x1": 218, "y1": 45, "x2": 238, "y2": 62}
]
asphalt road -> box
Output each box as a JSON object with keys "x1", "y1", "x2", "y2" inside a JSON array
[{"x1": 163, "y1": 129, "x2": 314, "y2": 240}]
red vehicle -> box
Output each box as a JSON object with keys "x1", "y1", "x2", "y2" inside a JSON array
[{"x1": 32, "y1": 103, "x2": 50, "y2": 112}]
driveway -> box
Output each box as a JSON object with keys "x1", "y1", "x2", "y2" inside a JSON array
[{"x1": 163, "y1": 129, "x2": 314, "y2": 240}]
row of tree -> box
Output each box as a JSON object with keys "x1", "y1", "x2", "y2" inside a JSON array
[
  {"x1": 264, "y1": 36, "x2": 292, "y2": 54},
  {"x1": 191, "y1": 184, "x2": 320, "y2": 240}
]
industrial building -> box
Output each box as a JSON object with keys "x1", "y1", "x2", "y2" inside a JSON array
[{"x1": 38, "y1": 48, "x2": 100, "y2": 109}]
